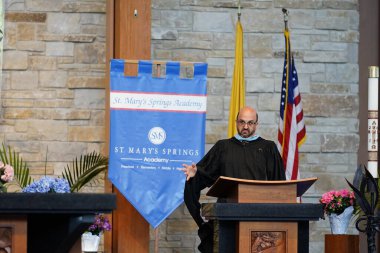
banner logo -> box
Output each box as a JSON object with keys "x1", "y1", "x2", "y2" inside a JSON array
[{"x1": 148, "y1": 127, "x2": 166, "y2": 145}]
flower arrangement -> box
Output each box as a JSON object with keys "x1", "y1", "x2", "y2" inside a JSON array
[
  {"x1": 22, "y1": 176, "x2": 70, "y2": 193},
  {"x1": 0, "y1": 161, "x2": 14, "y2": 192},
  {"x1": 87, "y1": 214, "x2": 112, "y2": 236},
  {"x1": 320, "y1": 189, "x2": 355, "y2": 215}
]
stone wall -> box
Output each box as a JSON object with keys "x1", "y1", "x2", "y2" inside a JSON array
[
  {"x1": 1, "y1": 0, "x2": 107, "y2": 193},
  {"x1": 0, "y1": 0, "x2": 360, "y2": 252},
  {"x1": 151, "y1": 1, "x2": 359, "y2": 252}
]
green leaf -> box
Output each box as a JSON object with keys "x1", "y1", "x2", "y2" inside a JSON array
[
  {"x1": 0, "y1": 143, "x2": 32, "y2": 190},
  {"x1": 61, "y1": 151, "x2": 108, "y2": 192}
]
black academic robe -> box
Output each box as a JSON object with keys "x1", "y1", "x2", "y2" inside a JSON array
[{"x1": 184, "y1": 137, "x2": 285, "y2": 252}]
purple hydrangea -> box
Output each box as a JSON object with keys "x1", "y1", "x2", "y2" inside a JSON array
[{"x1": 22, "y1": 176, "x2": 70, "y2": 193}]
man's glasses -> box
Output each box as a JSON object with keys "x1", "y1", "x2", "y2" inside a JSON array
[{"x1": 236, "y1": 120, "x2": 257, "y2": 127}]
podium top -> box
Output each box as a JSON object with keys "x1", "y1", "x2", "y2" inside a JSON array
[{"x1": 206, "y1": 176, "x2": 317, "y2": 199}]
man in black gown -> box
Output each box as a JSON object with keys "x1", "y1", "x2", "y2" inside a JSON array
[{"x1": 182, "y1": 106, "x2": 285, "y2": 253}]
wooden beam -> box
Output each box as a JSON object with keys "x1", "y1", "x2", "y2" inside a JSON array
[{"x1": 105, "y1": 0, "x2": 151, "y2": 252}]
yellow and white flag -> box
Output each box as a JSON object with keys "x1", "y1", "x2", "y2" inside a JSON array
[{"x1": 227, "y1": 19, "x2": 245, "y2": 137}]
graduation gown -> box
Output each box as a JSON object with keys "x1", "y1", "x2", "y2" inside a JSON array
[{"x1": 184, "y1": 137, "x2": 285, "y2": 252}]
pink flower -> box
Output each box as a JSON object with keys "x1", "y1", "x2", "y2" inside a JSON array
[
  {"x1": 319, "y1": 189, "x2": 355, "y2": 215},
  {"x1": 0, "y1": 163, "x2": 14, "y2": 183}
]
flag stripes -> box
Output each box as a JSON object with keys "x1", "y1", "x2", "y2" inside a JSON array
[{"x1": 277, "y1": 29, "x2": 306, "y2": 180}]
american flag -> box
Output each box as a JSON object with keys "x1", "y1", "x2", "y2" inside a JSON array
[{"x1": 277, "y1": 29, "x2": 306, "y2": 180}]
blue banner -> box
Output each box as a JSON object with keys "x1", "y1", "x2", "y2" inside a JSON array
[{"x1": 109, "y1": 60, "x2": 207, "y2": 228}]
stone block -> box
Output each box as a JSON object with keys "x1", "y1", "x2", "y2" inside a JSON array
[
  {"x1": 152, "y1": 0, "x2": 180, "y2": 8},
  {"x1": 29, "y1": 56, "x2": 57, "y2": 70},
  {"x1": 39, "y1": 71, "x2": 67, "y2": 88},
  {"x1": 240, "y1": 59, "x2": 261, "y2": 78},
  {"x1": 74, "y1": 43, "x2": 105, "y2": 64},
  {"x1": 246, "y1": 78, "x2": 275, "y2": 93},
  {"x1": 304, "y1": 51, "x2": 347, "y2": 63},
  {"x1": 322, "y1": 0, "x2": 358, "y2": 9},
  {"x1": 27, "y1": 119, "x2": 68, "y2": 141},
  {"x1": 5, "y1": 12, "x2": 47, "y2": 22},
  {"x1": 179, "y1": 32, "x2": 212, "y2": 41},
  {"x1": 213, "y1": 33, "x2": 234, "y2": 50},
  {"x1": 167, "y1": 220, "x2": 198, "y2": 234},
  {"x1": 74, "y1": 89, "x2": 105, "y2": 109},
  {"x1": 172, "y1": 49, "x2": 209, "y2": 62},
  {"x1": 81, "y1": 25, "x2": 106, "y2": 35},
  {"x1": 152, "y1": 28, "x2": 178, "y2": 40},
  {"x1": 16, "y1": 41, "x2": 45, "y2": 52},
  {"x1": 321, "y1": 134, "x2": 359, "y2": 152},
  {"x1": 247, "y1": 35, "x2": 272, "y2": 58},
  {"x1": 315, "y1": 11, "x2": 350, "y2": 31},
  {"x1": 51, "y1": 108, "x2": 91, "y2": 120},
  {"x1": 161, "y1": 10, "x2": 192, "y2": 28},
  {"x1": 46, "y1": 42, "x2": 74, "y2": 56},
  {"x1": 68, "y1": 126, "x2": 105, "y2": 142},
  {"x1": 2, "y1": 99, "x2": 34, "y2": 108},
  {"x1": 62, "y1": 2, "x2": 106, "y2": 13},
  {"x1": 207, "y1": 78, "x2": 226, "y2": 95},
  {"x1": 153, "y1": 49, "x2": 172, "y2": 60},
  {"x1": 17, "y1": 23, "x2": 35, "y2": 40},
  {"x1": 67, "y1": 76, "x2": 105, "y2": 89},
  {"x1": 34, "y1": 100, "x2": 72, "y2": 108},
  {"x1": 258, "y1": 93, "x2": 281, "y2": 111},
  {"x1": 178, "y1": 40, "x2": 212, "y2": 50},
  {"x1": 45, "y1": 142, "x2": 88, "y2": 162},
  {"x1": 80, "y1": 13, "x2": 106, "y2": 25},
  {"x1": 330, "y1": 31, "x2": 359, "y2": 43},
  {"x1": 310, "y1": 83, "x2": 350, "y2": 94},
  {"x1": 206, "y1": 96, "x2": 224, "y2": 120},
  {"x1": 11, "y1": 71, "x2": 38, "y2": 90},
  {"x1": 243, "y1": 10, "x2": 282, "y2": 33},
  {"x1": 47, "y1": 13, "x2": 81, "y2": 34},
  {"x1": 3, "y1": 51, "x2": 28, "y2": 70},
  {"x1": 193, "y1": 12, "x2": 233, "y2": 32},
  {"x1": 207, "y1": 66, "x2": 226, "y2": 78},
  {"x1": 4, "y1": 23, "x2": 17, "y2": 50},
  {"x1": 274, "y1": 0, "x2": 322, "y2": 9},
  {"x1": 325, "y1": 63, "x2": 359, "y2": 83},
  {"x1": 25, "y1": 0, "x2": 63, "y2": 11},
  {"x1": 312, "y1": 42, "x2": 347, "y2": 51},
  {"x1": 303, "y1": 94, "x2": 358, "y2": 117}
]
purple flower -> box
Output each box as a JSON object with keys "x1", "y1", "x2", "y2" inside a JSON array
[{"x1": 87, "y1": 214, "x2": 112, "y2": 236}]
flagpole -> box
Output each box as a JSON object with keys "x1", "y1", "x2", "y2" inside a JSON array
[
  {"x1": 238, "y1": 0, "x2": 241, "y2": 21},
  {"x1": 282, "y1": 8, "x2": 289, "y2": 30}
]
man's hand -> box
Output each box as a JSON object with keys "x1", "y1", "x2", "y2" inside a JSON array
[{"x1": 182, "y1": 163, "x2": 197, "y2": 181}]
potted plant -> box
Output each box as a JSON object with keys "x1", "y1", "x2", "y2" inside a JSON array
[
  {"x1": 82, "y1": 214, "x2": 111, "y2": 252},
  {"x1": 320, "y1": 189, "x2": 356, "y2": 234}
]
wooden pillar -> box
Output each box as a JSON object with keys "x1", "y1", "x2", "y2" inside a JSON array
[{"x1": 105, "y1": 0, "x2": 151, "y2": 252}]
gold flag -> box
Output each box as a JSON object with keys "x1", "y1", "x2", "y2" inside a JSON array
[{"x1": 227, "y1": 20, "x2": 245, "y2": 138}]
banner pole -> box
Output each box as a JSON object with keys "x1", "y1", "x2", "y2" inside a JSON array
[{"x1": 154, "y1": 227, "x2": 159, "y2": 253}]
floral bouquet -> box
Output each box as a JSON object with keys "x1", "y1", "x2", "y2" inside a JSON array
[
  {"x1": 22, "y1": 176, "x2": 70, "y2": 193},
  {"x1": 320, "y1": 189, "x2": 355, "y2": 215},
  {"x1": 0, "y1": 161, "x2": 14, "y2": 192},
  {"x1": 87, "y1": 214, "x2": 112, "y2": 236},
  {"x1": 320, "y1": 189, "x2": 356, "y2": 234}
]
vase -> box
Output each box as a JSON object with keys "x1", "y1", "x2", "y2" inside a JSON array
[
  {"x1": 81, "y1": 232, "x2": 100, "y2": 252},
  {"x1": 328, "y1": 206, "x2": 354, "y2": 234}
]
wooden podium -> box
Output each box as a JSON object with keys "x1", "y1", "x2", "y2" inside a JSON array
[
  {"x1": 0, "y1": 193, "x2": 116, "y2": 253},
  {"x1": 202, "y1": 176, "x2": 323, "y2": 253}
]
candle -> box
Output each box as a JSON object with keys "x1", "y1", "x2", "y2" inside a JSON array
[{"x1": 368, "y1": 66, "x2": 379, "y2": 178}]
